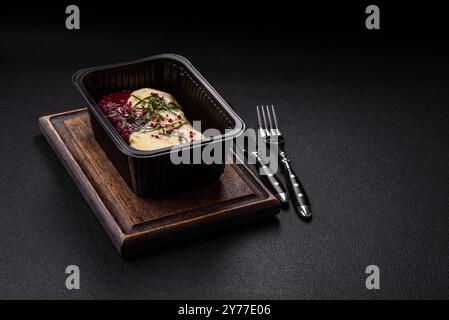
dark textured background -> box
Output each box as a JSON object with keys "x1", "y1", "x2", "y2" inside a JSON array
[{"x1": 1, "y1": 2, "x2": 449, "y2": 299}]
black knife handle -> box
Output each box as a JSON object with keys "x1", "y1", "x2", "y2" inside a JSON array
[
  {"x1": 280, "y1": 154, "x2": 311, "y2": 219},
  {"x1": 254, "y1": 155, "x2": 288, "y2": 206}
]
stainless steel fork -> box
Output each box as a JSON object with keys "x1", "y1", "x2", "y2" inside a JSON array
[{"x1": 257, "y1": 105, "x2": 312, "y2": 219}]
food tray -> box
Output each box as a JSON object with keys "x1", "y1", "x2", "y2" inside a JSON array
[{"x1": 73, "y1": 54, "x2": 245, "y2": 196}]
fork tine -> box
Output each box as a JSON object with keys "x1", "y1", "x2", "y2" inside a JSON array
[
  {"x1": 265, "y1": 105, "x2": 276, "y2": 136},
  {"x1": 256, "y1": 105, "x2": 263, "y2": 128},
  {"x1": 260, "y1": 105, "x2": 271, "y2": 136},
  {"x1": 270, "y1": 105, "x2": 281, "y2": 136},
  {"x1": 256, "y1": 106, "x2": 266, "y2": 138}
]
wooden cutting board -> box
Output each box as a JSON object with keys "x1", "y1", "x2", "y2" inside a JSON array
[{"x1": 39, "y1": 109, "x2": 280, "y2": 256}]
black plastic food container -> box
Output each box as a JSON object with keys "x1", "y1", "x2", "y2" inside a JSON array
[{"x1": 73, "y1": 54, "x2": 245, "y2": 196}]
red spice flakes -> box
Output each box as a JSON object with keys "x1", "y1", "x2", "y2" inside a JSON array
[
  {"x1": 177, "y1": 115, "x2": 182, "y2": 120},
  {"x1": 168, "y1": 119, "x2": 173, "y2": 123}
]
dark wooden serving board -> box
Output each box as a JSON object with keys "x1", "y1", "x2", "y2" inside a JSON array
[{"x1": 39, "y1": 109, "x2": 280, "y2": 256}]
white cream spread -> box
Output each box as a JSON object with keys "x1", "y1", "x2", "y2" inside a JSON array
[{"x1": 127, "y1": 88, "x2": 202, "y2": 151}]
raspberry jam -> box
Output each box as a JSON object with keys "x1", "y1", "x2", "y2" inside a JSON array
[{"x1": 98, "y1": 91, "x2": 134, "y2": 142}]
